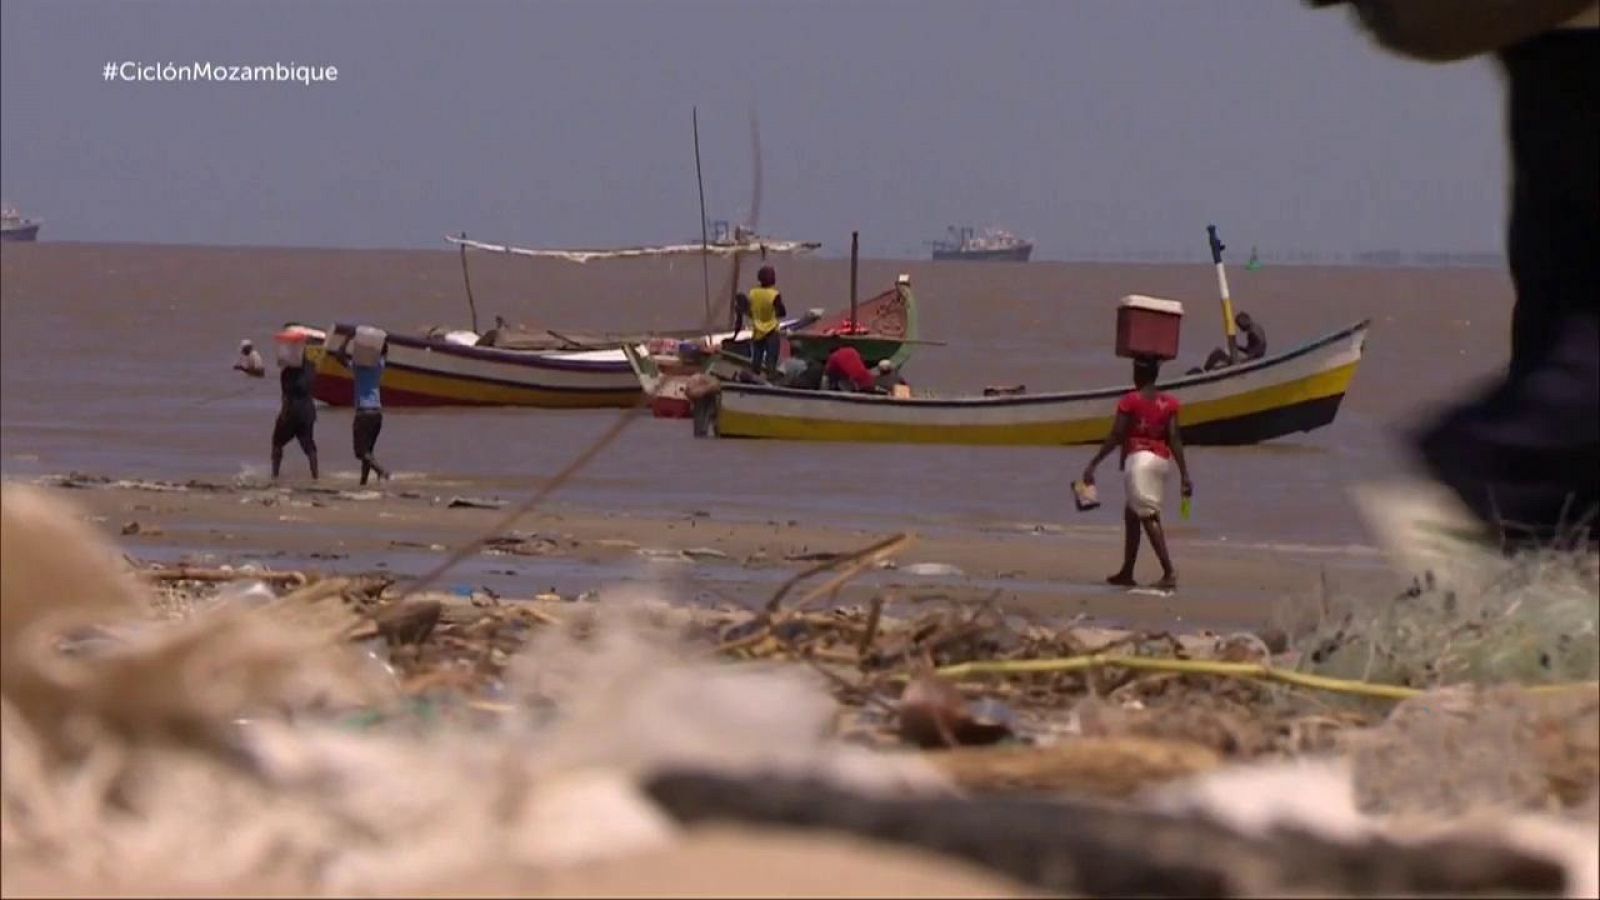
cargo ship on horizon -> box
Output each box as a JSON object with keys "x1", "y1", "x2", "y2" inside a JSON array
[
  {"x1": 1, "y1": 203, "x2": 41, "y2": 242},
  {"x1": 927, "y1": 225, "x2": 1032, "y2": 262}
]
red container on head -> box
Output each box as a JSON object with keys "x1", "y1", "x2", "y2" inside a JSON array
[{"x1": 1115, "y1": 295, "x2": 1184, "y2": 360}]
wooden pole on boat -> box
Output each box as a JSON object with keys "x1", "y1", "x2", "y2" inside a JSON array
[
  {"x1": 458, "y1": 231, "x2": 481, "y2": 334},
  {"x1": 849, "y1": 230, "x2": 860, "y2": 327},
  {"x1": 1207, "y1": 224, "x2": 1238, "y2": 364},
  {"x1": 693, "y1": 107, "x2": 713, "y2": 329}
]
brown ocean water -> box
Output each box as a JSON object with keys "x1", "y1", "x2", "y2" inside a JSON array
[{"x1": 0, "y1": 242, "x2": 1516, "y2": 551}]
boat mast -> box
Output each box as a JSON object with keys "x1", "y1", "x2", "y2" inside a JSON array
[
  {"x1": 849, "y1": 230, "x2": 859, "y2": 326},
  {"x1": 692, "y1": 107, "x2": 713, "y2": 328},
  {"x1": 1207, "y1": 224, "x2": 1238, "y2": 365},
  {"x1": 457, "y1": 230, "x2": 481, "y2": 333}
]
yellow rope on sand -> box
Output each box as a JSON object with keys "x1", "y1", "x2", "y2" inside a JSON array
[{"x1": 930, "y1": 654, "x2": 1600, "y2": 702}]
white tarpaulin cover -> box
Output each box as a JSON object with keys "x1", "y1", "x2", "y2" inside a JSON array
[{"x1": 447, "y1": 234, "x2": 822, "y2": 264}]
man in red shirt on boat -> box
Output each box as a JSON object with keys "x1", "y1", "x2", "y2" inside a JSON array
[
  {"x1": 733, "y1": 265, "x2": 787, "y2": 375},
  {"x1": 1080, "y1": 357, "x2": 1194, "y2": 590},
  {"x1": 823, "y1": 345, "x2": 878, "y2": 393}
]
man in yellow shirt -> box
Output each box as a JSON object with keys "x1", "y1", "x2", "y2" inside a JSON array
[{"x1": 734, "y1": 265, "x2": 787, "y2": 375}]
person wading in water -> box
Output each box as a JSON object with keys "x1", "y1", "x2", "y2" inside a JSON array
[
  {"x1": 270, "y1": 350, "x2": 318, "y2": 479},
  {"x1": 235, "y1": 340, "x2": 266, "y2": 378},
  {"x1": 334, "y1": 340, "x2": 392, "y2": 486},
  {"x1": 1081, "y1": 357, "x2": 1193, "y2": 590}
]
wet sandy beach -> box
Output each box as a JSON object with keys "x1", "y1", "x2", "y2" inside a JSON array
[{"x1": 37, "y1": 469, "x2": 1394, "y2": 632}]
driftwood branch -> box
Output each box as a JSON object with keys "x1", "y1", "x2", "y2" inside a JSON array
[
  {"x1": 140, "y1": 566, "x2": 307, "y2": 588},
  {"x1": 642, "y1": 771, "x2": 1568, "y2": 898}
]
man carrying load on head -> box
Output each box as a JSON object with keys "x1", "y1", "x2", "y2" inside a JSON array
[
  {"x1": 270, "y1": 338, "x2": 318, "y2": 480},
  {"x1": 332, "y1": 332, "x2": 392, "y2": 486}
]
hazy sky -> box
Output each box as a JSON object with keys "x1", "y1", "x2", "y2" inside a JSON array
[{"x1": 1, "y1": 0, "x2": 1510, "y2": 259}]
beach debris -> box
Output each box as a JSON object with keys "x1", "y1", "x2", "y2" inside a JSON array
[
  {"x1": 447, "y1": 495, "x2": 506, "y2": 510},
  {"x1": 138, "y1": 564, "x2": 308, "y2": 588},
  {"x1": 683, "y1": 547, "x2": 730, "y2": 561},
  {"x1": 44, "y1": 471, "x2": 111, "y2": 489},
  {"x1": 642, "y1": 770, "x2": 1573, "y2": 898},
  {"x1": 374, "y1": 600, "x2": 443, "y2": 647},
  {"x1": 638, "y1": 548, "x2": 691, "y2": 563},
  {"x1": 214, "y1": 580, "x2": 277, "y2": 609},
  {"x1": 925, "y1": 736, "x2": 1223, "y2": 797},
  {"x1": 897, "y1": 672, "x2": 1014, "y2": 749},
  {"x1": 903, "y1": 562, "x2": 965, "y2": 578},
  {"x1": 1347, "y1": 683, "x2": 1600, "y2": 816},
  {"x1": 1214, "y1": 632, "x2": 1273, "y2": 665},
  {"x1": 120, "y1": 520, "x2": 141, "y2": 535},
  {"x1": 339, "y1": 490, "x2": 383, "y2": 502},
  {"x1": 482, "y1": 532, "x2": 560, "y2": 556},
  {"x1": 786, "y1": 550, "x2": 843, "y2": 562}
]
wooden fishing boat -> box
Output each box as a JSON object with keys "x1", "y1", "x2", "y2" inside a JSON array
[
  {"x1": 293, "y1": 319, "x2": 817, "y2": 409},
  {"x1": 708, "y1": 320, "x2": 1370, "y2": 445},
  {"x1": 626, "y1": 282, "x2": 919, "y2": 419},
  {"x1": 292, "y1": 225, "x2": 823, "y2": 408}
]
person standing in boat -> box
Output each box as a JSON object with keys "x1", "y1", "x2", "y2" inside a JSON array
[
  {"x1": 733, "y1": 265, "x2": 787, "y2": 374},
  {"x1": 333, "y1": 340, "x2": 392, "y2": 485},
  {"x1": 270, "y1": 350, "x2": 318, "y2": 480},
  {"x1": 1080, "y1": 357, "x2": 1193, "y2": 590}
]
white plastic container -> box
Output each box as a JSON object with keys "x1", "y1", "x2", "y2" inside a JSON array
[
  {"x1": 1116, "y1": 295, "x2": 1185, "y2": 360},
  {"x1": 351, "y1": 325, "x2": 388, "y2": 367},
  {"x1": 322, "y1": 323, "x2": 353, "y2": 356},
  {"x1": 274, "y1": 330, "x2": 307, "y2": 367}
]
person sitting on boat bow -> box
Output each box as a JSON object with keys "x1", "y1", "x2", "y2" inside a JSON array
[
  {"x1": 733, "y1": 265, "x2": 787, "y2": 374},
  {"x1": 1196, "y1": 312, "x2": 1267, "y2": 372},
  {"x1": 474, "y1": 315, "x2": 509, "y2": 348}
]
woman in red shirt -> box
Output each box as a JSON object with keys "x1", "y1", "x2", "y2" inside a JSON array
[{"x1": 1081, "y1": 358, "x2": 1193, "y2": 590}]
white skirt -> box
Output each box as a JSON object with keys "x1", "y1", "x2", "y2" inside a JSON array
[{"x1": 1124, "y1": 450, "x2": 1171, "y2": 519}]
